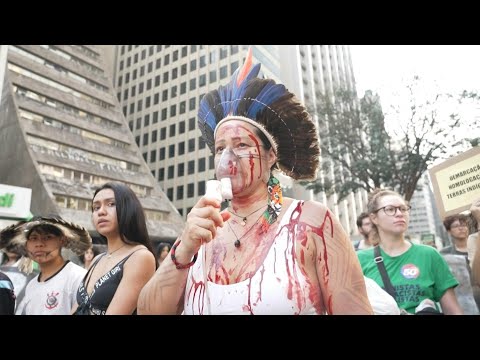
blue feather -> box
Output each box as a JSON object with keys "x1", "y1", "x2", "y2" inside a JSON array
[
  {"x1": 247, "y1": 82, "x2": 286, "y2": 119},
  {"x1": 231, "y1": 63, "x2": 261, "y2": 114},
  {"x1": 199, "y1": 99, "x2": 217, "y2": 131}
]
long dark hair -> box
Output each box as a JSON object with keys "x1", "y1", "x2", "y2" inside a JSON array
[{"x1": 92, "y1": 182, "x2": 157, "y2": 264}]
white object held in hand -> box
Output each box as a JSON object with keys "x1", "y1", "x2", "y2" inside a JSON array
[{"x1": 205, "y1": 178, "x2": 232, "y2": 202}]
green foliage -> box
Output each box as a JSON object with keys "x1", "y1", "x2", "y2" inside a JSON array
[{"x1": 303, "y1": 78, "x2": 478, "y2": 202}]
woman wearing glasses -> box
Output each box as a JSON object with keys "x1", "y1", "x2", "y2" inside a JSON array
[{"x1": 357, "y1": 189, "x2": 463, "y2": 314}]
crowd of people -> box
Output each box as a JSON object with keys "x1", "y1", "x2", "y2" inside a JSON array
[{"x1": 0, "y1": 50, "x2": 479, "y2": 315}]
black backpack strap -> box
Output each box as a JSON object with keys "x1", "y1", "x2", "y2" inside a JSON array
[{"x1": 373, "y1": 246, "x2": 396, "y2": 300}]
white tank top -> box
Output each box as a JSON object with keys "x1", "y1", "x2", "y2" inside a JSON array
[{"x1": 184, "y1": 200, "x2": 320, "y2": 315}]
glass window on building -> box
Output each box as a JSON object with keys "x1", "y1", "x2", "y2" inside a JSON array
[
  {"x1": 179, "y1": 101, "x2": 186, "y2": 114},
  {"x1": 189, "y1": 117, "x2": 195, "y2": 131},
  {"x1": 158, "y1": 168, "x2": 164, "y2": 181},
  {"x1": 169, "y1": 124, "x2": 176, "y2": 137},
  {"x1": 188, "y1": 138, "x2": 195, "y2": 152},
  {"x1": 187, "y1": 183, "x2": 194, "y2": 198},
  {"x1": 179, "y1": 120, "x2": 185, "y2": 134},
  {"x1": 189, "y1": 97, "x2": 196, "y2": 111},
  {"x1": 198, "y1": 181, "x2": 205, "y2": 196},
  {"x1": 178, "y1": 163, "x2": 185, "y2": 177},
  {"x1": 220, "y1": 65, "x2": 228, "y2": 79},
  {"x1": 198, "y1": 158, "x2": 206, "y2": 172},
  {"x1": 168, "y1": 165, "x2": 174, "y2": 179},
  {"x1": 188, "y1": 160, "x2": 195, "y2": 174},
  {"x1": 199, "y1": 74, "x2": 206, "y2": 87},
  {"x1": 169, "y1": 144, "x2": 175, "y2": 158},
  {"x1": 190, "y1": 59, "x2": 197, "y2": 71},
  {"x1": 159, "y1": 147, "x2": 165, "y2": 160},
  {"x1": 167, "y1": 187, "x2": 173, "y2": 201},
  {"x1": 209, "y1": 70, "x2": 217, "y2": 83},
  {"x1": 178, "y1": 141, "x2": 185, "y2": 155},
  {"x1": 160, "y1": 127, "x2": 166, "y2": 140},
  {"x1": 177, "y1": 185, "x2": 184, "y2": 200}
]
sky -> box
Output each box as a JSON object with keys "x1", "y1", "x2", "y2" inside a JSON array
[
  {"x1": 350, "y1": 45, "x2": 480, "y2": 161},
  {"x1": 350, "y1": 45, "x2": 480, "y2": 100}
]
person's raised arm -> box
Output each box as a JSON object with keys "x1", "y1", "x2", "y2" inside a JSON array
[{"x1": 137, "y1": 197, "x2": 229, "y2": 314}]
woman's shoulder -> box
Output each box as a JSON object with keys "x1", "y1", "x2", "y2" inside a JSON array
[
  {"x1": 297, "y1": 199, "x2": 335, "y2": 226},
  {"x1": 124, "y1": 246, "x2": 155, "y2": 266}
]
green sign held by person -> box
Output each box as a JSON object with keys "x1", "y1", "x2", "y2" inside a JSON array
[{"x1": 0, "y1": 193, "x2": 14, "y2": 208}]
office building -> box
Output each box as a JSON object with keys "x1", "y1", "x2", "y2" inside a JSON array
[{"x1": 0, "y1": 45, "x2": 184, "y2": 244}]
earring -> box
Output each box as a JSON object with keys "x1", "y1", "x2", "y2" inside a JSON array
[{"x1": 259, "y1": 174, "x2": 283, "y2": 232}]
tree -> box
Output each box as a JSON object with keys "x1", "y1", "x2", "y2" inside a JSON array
[{"x1": 304, "y1": 76, "x2": 478, "y2": 202}]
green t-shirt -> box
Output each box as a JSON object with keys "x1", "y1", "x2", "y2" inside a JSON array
[{"x1": 357, "y1": 243, "x2": 458, "y2": 314}]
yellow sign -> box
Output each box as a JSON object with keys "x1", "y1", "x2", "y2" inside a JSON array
[{"x1": 429, "y1": 146, "x2": 480, "y2": 219}]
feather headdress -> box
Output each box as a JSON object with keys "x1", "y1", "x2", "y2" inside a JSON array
[
  {"x1": 0, "y1": 215, "x2": 92, "y2": 256},
  {"x1": 198, "y1": 47, "x2": 320, "y2": 180}
]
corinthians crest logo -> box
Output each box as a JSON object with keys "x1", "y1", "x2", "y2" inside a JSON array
[{"x1": 45, "y1": 291, "x2": 60, "y2": 310}]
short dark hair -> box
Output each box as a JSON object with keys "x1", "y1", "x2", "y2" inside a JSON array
[
  {"x1": 443, "y1": 214, "x2": 468, "y2": 231},
  {"x1": 356, "y1": 212, "x2": 370, "y2": 228}
]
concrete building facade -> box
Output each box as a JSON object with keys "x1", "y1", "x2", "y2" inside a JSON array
[
  {"x1": 111, "y1": 44, "x2": 365, "y2": 237},
  {"x1": 407, "y1": 172, "x2": 446, "y2": 248},
  {"x1": 278, "y1": 45, "x2": 368, "y2": 236},
  {"x1": 0, "y1": 45, "x2": 184, "y2": 244},
  {"x1": 111, "y1": 45, "x2": 281, "y2": 217}
]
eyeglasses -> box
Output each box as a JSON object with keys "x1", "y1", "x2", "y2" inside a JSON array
[
  {"x1": 450, "y1": 224, "x2": 468, "y2": 229},
  {"x1": 374, "y1": 205, "x2": 411, "y2": 216}
]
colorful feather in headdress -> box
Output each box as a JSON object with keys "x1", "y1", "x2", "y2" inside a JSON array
[{"x1": 198, "y1": 46, "x2": 320, "y2": 180}]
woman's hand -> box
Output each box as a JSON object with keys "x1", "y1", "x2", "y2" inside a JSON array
[{"x1": 178, "y1": 196, "x2": 231, "y2": 256}]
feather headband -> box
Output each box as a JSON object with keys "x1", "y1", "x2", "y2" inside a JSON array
[
  {"x1": 198, "y1": 47, "x2": 319, "y2": 180},
  {"x1": 0, "y1": 215, "x2": 92, "y2": 256}
]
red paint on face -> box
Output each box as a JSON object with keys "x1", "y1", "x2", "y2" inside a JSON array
[
  {"x1": 249, "y1": 154, "x2": 255, "y2": 185},
  {"x1": 228, "y1": 160, "x2": 237, "y2": 175},
  {"x1": 248, "y1": 133, "x2": 263, "y2": 179}
]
